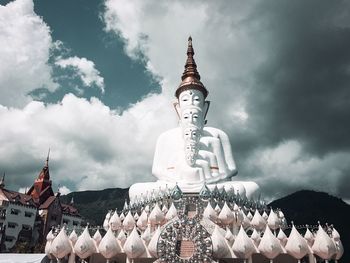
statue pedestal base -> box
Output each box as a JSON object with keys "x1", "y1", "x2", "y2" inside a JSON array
[{"x1": 129, "y1": 180, "x2": 260, "y2": 203}]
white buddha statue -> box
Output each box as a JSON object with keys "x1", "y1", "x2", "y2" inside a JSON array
[
  {"x1": 152, "y1": 89, "x2": 237, "y2": 184},
  {"x1": 129, "y1": 37, "x2": 259, "y2": 201}
]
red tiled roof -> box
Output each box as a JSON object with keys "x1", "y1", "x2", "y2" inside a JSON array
[
  {"x1": 0, "y1": 188, "x2": 36, "y2": 207},
  {"x1": 39, "y1": 195, "x2": 57, "y2": 209},
  {"x1": 61, "y1": 203, "x2": 80, "y2": 216},
  {"x1": 39, "y1": 185, "x2": 53, "y2": 197}
]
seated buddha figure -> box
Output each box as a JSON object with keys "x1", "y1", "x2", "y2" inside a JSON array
[
  {"x1": 152, "y1": 89, "x2": 237, "y2": 185},
  {"x1": 129, "y1": 37, "x2": 259, "y2": 202}
]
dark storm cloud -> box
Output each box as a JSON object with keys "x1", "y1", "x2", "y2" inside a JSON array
[
  {"x1": 246, "y1": 0, "x2": 350, "y2": 155},
  {"x1": 215, "y1": 0, "x2": 350, "y2": 200}
]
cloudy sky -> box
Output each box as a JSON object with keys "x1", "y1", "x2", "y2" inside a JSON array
[{"x1": 1, "y1": 0, "x2": 349, "y2": 201}]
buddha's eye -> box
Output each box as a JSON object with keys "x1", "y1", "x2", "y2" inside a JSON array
[{"x1": 181, "y1": 95, "x2": 189, "y2": 102}]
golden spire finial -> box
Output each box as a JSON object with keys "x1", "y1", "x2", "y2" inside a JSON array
[
  {"x1": 175, "y1": 37, "x2": 208, "y2": 98},
  {"x1": 182, "y1": 36, "x2": 200, "y2": 81}
]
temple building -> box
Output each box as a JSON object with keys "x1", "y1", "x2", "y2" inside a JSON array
[{"x1": 0, "y1": 155, "x2": 82, "y2": 252}]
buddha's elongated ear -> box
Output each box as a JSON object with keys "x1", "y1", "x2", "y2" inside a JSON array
[
  {"x1": 173, "y1": 102, "x2": 181, "y2": 119},
  {"x1": 204, "y1": 101, "x2": 210, "y2": 121}
]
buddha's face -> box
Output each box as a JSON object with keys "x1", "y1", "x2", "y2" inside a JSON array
[
  {"x1": 179, "y1": 89, "x2": 204, "y2": 109},
  {"x1": 183, "y1": 126, "x2": 200, "y2": 142},
  {"x1": 181, "y1": 107, "x2": 203, "y2": 127}
]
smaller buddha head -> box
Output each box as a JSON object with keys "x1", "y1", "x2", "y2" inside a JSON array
[
  {"x1": 174, "y1": 89, "x2": 210, "y2": 126},
  {"x1": 183, "y1": 125, "x2": 201, "y2": 142},
  {"x1": 180, "y1": 107, "x2": 204, "y2": 128}
]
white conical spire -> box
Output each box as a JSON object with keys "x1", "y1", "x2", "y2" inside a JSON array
[
  {"x1": 119, "y1": 211, "x2": 125, "y2": 221},
  {"x1": 123, "y1": 226, "x2": 146, "y2": 258},
  {"x1": 214, "y1": 203, "x2": 221, "y2": 214},
  {"x1": 45, "y1": 230, "x2": 54, "y2": 257},
  {"x1": 225, "y1": 226, "x2": 235, "y2": 246},
  {"x1": 242, "y1": 211, "x2": 251, "y2": 229},
  {"x1": 267, "y1": 209, "x2": 280, "y2": 230},
  {"x1": 304, "y1": 227, "x2": 314, "y2": 246},
  {"x1": 99, "y1": 227, "x2": 122, "y2": 259},
  {"x1": 69, "y1": 229, "x2": 78, "y2": 245},
  {"x1": 133, "y1": 212, "x2": 140, "y2": 221},
  {"x1": 285, "y1": 225, "x2": 309, "y2": 259},
  {"x1": 311, "y1": 224, "x2": 337, "y2": 260},
  {"x1": 277, "y1": 210, "x2": 287, "y2": 228},
  {"x1": 258, "y1": 225, "x2": 283, "y2": 259},
  {"x1": 149, "y1": 203, "x2": 165, "y2": 226},
  {"x1": 232, "y1": 226, "x2": 256, "y2": 259},
  {"x1": 123, "y1": 211, "x2": 136, "y2": 231},
  {"x1": 165, "y1": 203, "x2": 178, "y2": 221},
  {"x1": 109, "y1": 210, "x2": 122, "y2": 231},
  {"x1": 93, "y1": 229, "x2": 102, "y2": 246},
  {"x1": 103, "y1": 210, "x2": 112, "y2": 231},
  {"x1": 331, "y1": 226, "x2": 344, "y2": 261},
  {"x1": 117, "y1": 229, "x2": 127, "y2": 247},
  {"x1": 262, "y1": 211, "x2": 268, "y2": 221},
  {"x1": 233, "y1": 208, "x2": 244, "y2": 227},
  {"x1": 277, "y1": 228, "x2": 288, "y2": 247},
  {"x1": 137, "y1": 210, "x2": 148, "y2": 230},
  {"x1": 203, "y1": 202, "x2": 218, "y2": 223},
  {"x1": 141, "y1": 224, "x2": 152, "y2": 245},
  {"x1": 161, "y1": 204, "x2": 168, "y2": 214},
  {"x1": 332, "y1": 227, "x2": 340, "y2": 241},
  {"x1": 46, "y1": 229, "x2": 55, "y2": 242},
  {"x1": 211, "y1": 225, "x2": 231, "y2": 258},
  {"x1": 247, "y1": 211, "x2": 253, "y2": 220},
  {"x1": 251, "y1": 228, "x2": 261, "y2": 247},
  {"x1": 74, "y1": 226, "x2": 96, "y2": 259},
  {"x1": 250, "y1": 210, "x2": 266, "y2": 231},
  {"x1": 51, "y1": 226, "x2": 72, "y2": 259},
  {"x1": 148, "y1": 226, "x2": 161, "y2": 257},
  {"x1": 218, "y1": 202, "x2": 234, "y2": 225}
]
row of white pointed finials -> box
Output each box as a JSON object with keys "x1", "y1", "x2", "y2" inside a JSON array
[{"x1": 45, "y1": 201, "x2": 343, "y2": 262}]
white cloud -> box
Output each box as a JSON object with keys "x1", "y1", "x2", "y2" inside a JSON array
[
  {"x1": 59, "y1": 185, "x2": 71, "y2": 195},
  {"x1": 0, "y1": 0, "x2": 57, "y2": 107},
  {"x1": 0, "y1": 93, "x2": 176, "y2": 191},
  {"x1": 102, "y1": 0, "x2": 265, "y2": 130},
  {"x1": 18, "y1": 187, "x2": 27, "y2": 194},
  {"x1": 55, "y1": 56, "x2": 105, "y2": 93}
]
